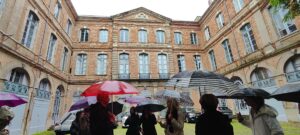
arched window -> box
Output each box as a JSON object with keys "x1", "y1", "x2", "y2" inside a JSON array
[
  {"x1": 120, "y1": 29, "x2": 129, "y2": 42},
  {"x1": 22, "y1": 11, "x2": 39, "y2": 48},
  {"x1": 284, "y1": 54, "x2": 300, "y2": 82},
  {"x1": 240, "y1": 23, "x2": 257, "y2": 54},
  {"x1": 80, "y1": 28, "x2": 89, "y2": 42},
  {"x1": 138, "y1": 29, "x2": 147, "y2": 43},
  {"x1": 37, "y1": 79, "x2": 51, "y2": 99},
  {"x1": 6, "y1": 68, "x2": 30, "y2": 95},
  {"x1": 177, "y1": 55, "x2": 186, "y2": 72},
  {"x1": 158, "y1": 54, "x2": 168, "y2": 79},
  {"x1": 52, "y1": 85, "x2": 64, "y2": 123},
  {"x1": 75, "y1": 54, "x2": 87, "y2": 75},
  {"x1": 156, "y1": 30, "x2": 165, "y2": 44},
  {"x1": 250, "y1": 68, "x2": 275, "y2": 88}
]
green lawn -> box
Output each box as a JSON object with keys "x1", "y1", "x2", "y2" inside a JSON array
[{"x1": 114, "y1": 120, "x2": 300, "y2": 135}]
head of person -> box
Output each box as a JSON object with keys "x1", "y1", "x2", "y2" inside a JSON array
[
  {"x1": 97, "y1": 94, "x2": 110, "y2": 107},
  {"x1": 75, "y1": 111, "x2": 83, "y2": 122},
  {"x1": 200, "y1": 94, "x2": 219, "y2": 111},
  {"x1": 244, "y1": 96, "x2": 264, "y2": 110},
  {"x1": 167, "y1": 98, "x2": 179, "y2": 109},
  {"x1": 130, "y1": 107, "x2": 136, "y2": 115}
]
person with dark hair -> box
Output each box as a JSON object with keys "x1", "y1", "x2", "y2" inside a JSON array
[
  {"x1": 195, "y1": 94, "x2": 233, "y2": 135},
  {"x1": 141, "y1": 110, "x2": 157, "y2": 135},
  {"x1": 237, "y1": 96, "x2": 284, "y2": 135},
  {"x1": 70, "y1": 111, "x2": 83, "y2": 135},
  {"x1": 125, "y1": 107, "x2": 141, "y2": 135},
  {"x1": 159, "y1": 98, "x2": 184, "y2": 135},
  {"x1": 89, "y1": 94, "x2": 115, "y2": 135}
]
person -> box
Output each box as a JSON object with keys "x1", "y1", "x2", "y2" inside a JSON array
[
  {"x1": 70, "y1": 111, "x2": 83, "y2": 135},
  {"x1": 89, "y1": 94, "x2": 115, "y2": 135},
  {"x1": 195, "y1": 94, "x2": 233, "y2": 135},
  {"x1": 125, "y1": 107, "x2": 141, "y2": 135},
  {"x1": 141, "y1": 110, "x2": 157, "y2": 135},
  {"x1": 0, "y1": 106, "x2": 14, "y2": 134},
  {"x1": 159, "y1": 98, "x2": 184, "y2": 135},
  {"x1": 237, "y1": 96, "x2": 284, "y2": 135}
]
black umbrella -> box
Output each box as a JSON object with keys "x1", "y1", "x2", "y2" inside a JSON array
[
  {"x1": 216, "y1": 88, "x2": 271, "y2": 99},
  {"x1": 166, "y1": 70, "x2": 241, "y2": 96},
  {"x1": 136, "y1": 100, "x2": 165, "y2": 113},
  {"x1": 270, "y1": 83, "x2": 300, "y2": 103},
  {"x1": 107, "y1": 101, "x2": 123, "y2": 115}
]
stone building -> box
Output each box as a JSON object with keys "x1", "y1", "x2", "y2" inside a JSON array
[{"x1": 0, "y1": 0, "x2": 299, "y2": 134}]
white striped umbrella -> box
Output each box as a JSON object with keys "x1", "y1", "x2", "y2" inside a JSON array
[{"x1": 166, "y1": 70, "x2": 241, "y2": 96}]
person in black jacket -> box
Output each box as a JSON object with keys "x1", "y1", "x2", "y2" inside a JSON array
[
  {"x1": 141, "y1": 110, "x2": 157, "y2": 135},
  {"x1": 70, "y1": 111, "x2": 82, "y2": 135},
  {"x1": 125, "y1": 107, "x2": 141, "y2": 135},
  {"x1": 195, "y1": 94, "x2": 233, "y2": 135},
  {"x1": 89, "y1": 94, "x2": 115, "y2": 135}
]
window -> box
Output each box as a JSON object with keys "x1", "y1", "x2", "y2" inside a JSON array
[
  {"x1": 139, "y1": 53, "x2": 149, "y2": 74},
  {"x1": 46, "y1": 34, "x2": 57, "y2": 62},
  {"x1": 177, "y1": 55, "x2": 186, "y2": 72},
  {"x1": 216, "y1": 13, "x2": 224, "y2": 29},
  {"x1": 75, "y1": 54, "x2": 87, "y2": 75},
  {"x1": 0, "y1": 0, "x2": 5, "y2": 16},
  {"x1": 99, "y1": 29, "x2": 108, "y2": 43},
  {"x1": 158, "y1": 54, "x2": 168, "y2": 74},
  {"x1": 9, "y1": 69, "x2": 26, "y2": 84},
  {"x1": 222, "y1": 40, "x2": 234, "y2": 64},
  {"x1": 194, "y1": 55, "x2": 202, "y2": 70},
  {"x1": 209, "y1": 50, "x2": 217, "y2": 70},
  {"x1": 174, "y1": 32, "x2": 183, "y2": 45},
  {"x1": 54, "y1": 1, "x2": 61, "y2": 19},
  {"x1": 119, "y1": 53, "x2": 129, "y2": 75},
  {"x1": 66, "y1": 19, "x2": 72, "y2": 36},
  {"x1": 80, "y1": 28, "x2": 89, "y2": 42},
  {"x1": 21, "y1": 11, "x2": 39, "y2": 48},
  {"x1": 233, "y1": 0, "x2": 244, "y2": 12},
  {"x1": 156, "y1": 30, "x2": 165, "y2": 44},
  {"x1": 269, "y1": 7, "x2": 297, "y2": 37},
  {"x1": 204, "y1": 27, "x2": 211, "y2": 41},
  {"x1": 190, "y1": 33, "x2": 198, "y2": 45},
  {"x1": 120, "y1": 29, "x2": 129, "y2": 42},
  {"x1": 241, "y1": 23, "x2": 257, "y2": 54},
  {"x1": 60, "y1": 47, "x2": 68, "y2": 71},
  {"x1": 38, "y1": 79, "x2": 50, "y2": 91},
  {"x1": 52, "y1": 87, "x2": 62, "y2": 123},
  {"x1": 96, "y1": 54, "x2": 107, "y2": 75},
  {"x1": 138, "y1": 29, "x2": 148, "y2": 43}
]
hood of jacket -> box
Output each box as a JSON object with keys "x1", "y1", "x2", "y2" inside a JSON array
[{"x1": 253, "y1": 104, "x2": 278, "y2": 119}]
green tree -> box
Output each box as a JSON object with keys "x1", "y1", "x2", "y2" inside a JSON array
[{"x1": 269, "y1": 0, "x2": 300, "y2": 21}]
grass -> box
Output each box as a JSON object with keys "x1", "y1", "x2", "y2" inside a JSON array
[{"x1": 114, "y1": 120, "x2": 300, "y2": 135}]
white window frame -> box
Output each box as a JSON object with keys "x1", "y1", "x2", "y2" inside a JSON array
[
  {"x1": 269, "y1": 7, "x2": 297, "y2": 37},
  {"x1": 156, "y1": 30, "x2": 165, "y2": 44},
  {"x1": 119, "y1": 53, "x2": 129, "y2": 74},
  {"x1": 222, "y1": 40, "x2": 234, "y2": 64},
  {"x1": 177, "y1": 55, "x2": 186, "y2": 72},
  {"x1": 204, "y1": 27, "x2": 211, "y2": 41},
  {"x1": 120, "y1": 29, "x2": 129, "y2": 42},
  {"x1": 22, "y1": 11, "x2": 39, "y2": 48},
  {"x1": 158, "y1": 54, "x2": 168, "y2": 74},
  {"x1": 46, "y1": 34, "x2": 57, "y2": 63},
  {"x1": 216, "y1": 12, "x2": 225, "y2": 29},
  {"x1": 190, "y1": 33, "x2": 198, "y2": 45},
  {"x1": 54, "y1": 1, "x2": 61, "y2": 19},
  {"x1": 75, "y1": 54, "x2": 87, "y2": 75},
  {"x1": 96, "y1": 54, "x2": 107, "y2": 75},
  {"x1": 194, "y1": 55, "x2": 202, "y2": 70},
  {"x1": 80, "y1": 28, "x2": 89, "y2": 42},
  {"x1": 233, "y1": 0, "x2": 244, "y2": 12},
  {"x1": 139, "y1": 53, "x2": 149, "y2": 74},
  {"x1": 138, "y1": 29, "x2": 148, "y2": 43},
  {"x1": 241, "y1": 24, "x2": 257, "y2": 54},
  {"x1": 99, "y1": 29, "x2": 109, "y2": 43},
  {"x1": 209, "y1": 50, "x2": 217, "y2": 71},
  {"x1": 60, "y1": 47, "x2": 68, "y2": 71},
  {"x1": 174, "y1": 32, "x2": 183, "y2": 45}
]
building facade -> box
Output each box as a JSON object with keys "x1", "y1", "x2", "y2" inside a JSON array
[{"x1": 0, "y1": 0, "x2": 299, "y2": 134}]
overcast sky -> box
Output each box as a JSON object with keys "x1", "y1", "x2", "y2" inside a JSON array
[{"x1": 71, "y1": 0, "x2": 209, "y2": 21}]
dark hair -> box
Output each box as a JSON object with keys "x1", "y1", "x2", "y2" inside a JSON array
[
  {"x1": 130, "y1": 107, "x2": 136, "y2": 115},
  {"x1": 248, "y1": 96, "x2": 265, "y2": 107},
  {"x1": 200, "y1": 94, "x2": 219, "y2": 111},
  {"x1": 75, "y1": 111, "x2": 83, "y2": 122}
]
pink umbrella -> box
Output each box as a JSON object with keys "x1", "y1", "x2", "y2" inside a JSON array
[
  {"x1": 81, "y1": 81, "x2": 139, "y2": 96},
  {"x1": 0, "y1": 93, "x2": 27, "y2": 107},
  {"x1": 124, "y1": 96, "x2": 150, "y2": 104}
]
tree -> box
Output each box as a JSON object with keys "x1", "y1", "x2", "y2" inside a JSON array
[{"x1": 269, "y1": 0, "x2": 300, "y2": 21}]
